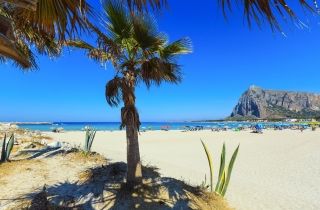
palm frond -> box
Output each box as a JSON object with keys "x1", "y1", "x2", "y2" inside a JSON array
[
  {"x1": 105, "y1": 77, "x2": 123, "y2": 106},
  {"x1": 66, "y1": 40, "x2": 111, "y2": 63},
  {"x1": 87, "y1": 22, "x2": 121, "y2": 62},
  {"x1": 220, "y1": 0, "x2": 316, "y2": 30},
  {"x1": 12, "y1": 0, "x2": 92, "y2": 41},
  {"x1": 0, "y1": 33, "x2": 37, "y2": 69},
  {"x1": 140, "y1": 57, "x2": 182, "y2": 88},
  {"x1": 66, "y1": 40, "x2": 95, "y2": 50},
  {"x1": 0, "y1": 0, "x2": 93, "y2": 70},
  {"x1": 103, "y1": 0, "x2": 132, "y2": 40},
  {"x1": 160, "y1": 37, "x2": 192, "y2": 60},
  {"x1": 15, "y1": 21, "x2": 61, "y2": 56},
  {"x1": 0, "y1": 0, "x2": 38, "y2": 11},
  {"x1": 132, "y1": 14, "x2": 166, "y2": 51},
  {"x1": 0, "y1": 55, "x2": 5, "y2": 63},
  {"x1": 125, "y1": 0, "x2": 167, "y2": 11}
]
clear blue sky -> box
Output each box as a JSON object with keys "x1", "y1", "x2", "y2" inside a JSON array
[{"x1": 1, "y1": 1, "x2": 320, "y2": 122}]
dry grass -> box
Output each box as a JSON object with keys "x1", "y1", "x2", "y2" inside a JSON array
[
  {"x1": 10, "y1": 144, "x2": 22, "y2": 154},
  {"x1": 0, "y1": 159, "x2": 45, "y2": 186},
  {"x1": 0, "y1": 159, "x2": 43, "y2": 176},
  {"x1": 23, "y1": 141, "x2": 47, "y2": 150},
  {"x1": 188, "y1": 191, "x2": 233, "y2": 210},
  {"x1": 64, "y1": 150, "x2": 107, "y2": 165}
]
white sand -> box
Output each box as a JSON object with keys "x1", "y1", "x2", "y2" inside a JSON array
[{"x1": 45, "y1": 129, "x2": 320, "y2": 210}]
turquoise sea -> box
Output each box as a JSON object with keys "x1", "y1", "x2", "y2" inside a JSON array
[{"x1": 17, "y1": 121, "x2": 298, "y2": 131}]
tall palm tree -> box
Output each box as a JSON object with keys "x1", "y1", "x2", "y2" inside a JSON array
[
  {"x1": 67, "y1": 0, "x2": 191, "y2": 187},
  {"x1": 0, "y1": 0, "x2": 91, "y2": 69}
]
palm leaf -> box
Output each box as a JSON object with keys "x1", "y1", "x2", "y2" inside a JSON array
[
  {"x1": 140, "y1": 57, "x2": 182, "y2": 88},
  {"x1": 132, "y1": 13, "x2": 166, "y2": 51},
  {"x1": 13, "y1": 0, "x2": 92, "y2": 40},
  {"x1": 66, "y1": 40, "x2": 111, "y2": 62},
  {"x1": 15, "y1": 21, "x2": 61, "y2": 57},
  {"x1": 103, "y1": 0, "x2": 133, "y2": 40},
  {"x1": 0, "y1": 0, "x2": 38, "y2": 11},
  {"x1": 66, "y1": 40, "x2": 95, "y2": 50},
  {"x1": 220, "y1": 0, "x2": 316, "y2": 31},
  {"x1": 126, "y1": 0, "x2": 167, "y2": 11},
  {"x1": 160, "y1": 37, "x2": 192, "y2": 60},
  {"x1": 87, "y1": 21, "x2": 121, "y2": 61},
  {"x1": 105, "y1": 77, "x2": 123, "y2": 106},
  {"x1": 0, "y1": 0, "x2": 92, "y2": 70}
]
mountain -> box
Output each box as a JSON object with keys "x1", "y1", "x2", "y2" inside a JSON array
[{"x1": 230, "y1": 86, "x2": 320, "y2": 119}]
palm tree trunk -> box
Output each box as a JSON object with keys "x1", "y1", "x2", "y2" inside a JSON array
[
  {"x1": 121, "y1": 73, "x2": 142, "y2": 188},
  {"x1": 124, "y1": 106, "x2": 142, "y2": 187}
]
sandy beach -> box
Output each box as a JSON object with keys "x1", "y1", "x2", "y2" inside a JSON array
[{"x1": 44, "y1": 129, "x2": 320, "y2": 210}]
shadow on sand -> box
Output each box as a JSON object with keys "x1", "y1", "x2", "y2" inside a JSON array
[
  {"x1": 26, "y1": 162, "x2": 210, "y2": 210},
  {"x1": 4, "y1": 146, "x2": 229, "y2": 210}
]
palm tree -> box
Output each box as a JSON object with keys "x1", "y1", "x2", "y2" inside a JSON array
[
  {"x1": 0, "y1": 0, "x2": 91, "y2": 69},
  {"x1": 67, "y1": 0, "x2": 191, "y2": 187}
]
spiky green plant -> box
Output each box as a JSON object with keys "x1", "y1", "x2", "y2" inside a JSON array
[
  {"x1": 1, "y1": 134, "x2": 6, "y2": 162},
  {"x1": 200, "y1": 140, "x2": 239, "y2": 197},
  {"x1": 83, "y1": 128, "x2": 96, "y2": 153},
  {"x1": 0, "y1": 133, "x2": 15, "y2": 163},
  {"x1": 200, "y1": 139, "x2": 214, "y2": 192}
]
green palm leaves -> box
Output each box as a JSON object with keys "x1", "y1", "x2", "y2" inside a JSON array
[
  {"x1": 0, "y1": 0, "x2": 92, "y2": 69},
  {"x1": 67, "y1": 0, "x2": 191, "y2": 107},
  {"x1": 220, "y1": 0, "x2": 317, "y2": 31},
  {"x1": 0, "y1": 133, "x2": 15, "y2": 163},
  {"x1": 200, "y1": 139, "x2": 239, "y2": 197},
  {"x1": 83, "y1": 127, "x2": 96, "y2": 153}
]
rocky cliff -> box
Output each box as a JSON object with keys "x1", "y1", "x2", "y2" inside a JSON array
[{"x1": 230, "y1": 86, "x2": 320, "y2": 119}]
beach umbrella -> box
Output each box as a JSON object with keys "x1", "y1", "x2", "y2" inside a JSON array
[{"x1": 255, "y1": 124, "x2": 263, "y2": 130}]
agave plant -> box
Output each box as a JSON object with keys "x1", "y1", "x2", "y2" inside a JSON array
[
  {"x1": 0, "y1": 133, "x2": 15, "y2": 163},
  {"x1": 200, "y1": 139, "x2": 239, "y2": 197},
  {"x1": 83, "y1": 127, "x2": 96, "y2": 153}
]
